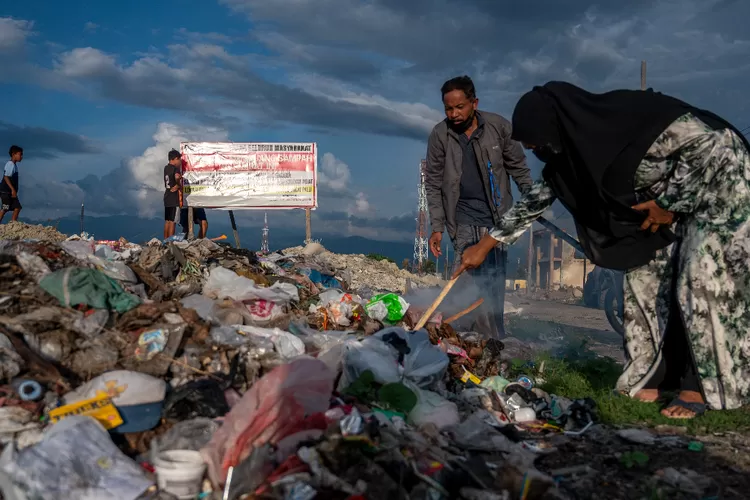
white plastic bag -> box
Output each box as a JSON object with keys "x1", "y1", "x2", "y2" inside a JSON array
[
  {"x1": 3, "y1": 416, "x2": 152, "y2": 500},
  {"x1": 203, "y1": 267, "x2": 299, "y2": 303},
  {"x1": 407, "y1": 387, "x2": 460, "y2": 429}
]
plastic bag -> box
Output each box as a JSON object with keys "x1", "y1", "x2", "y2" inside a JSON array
[
  {"x1": 203, "y1": 267, "x2": 299, "y2": 303},
  {"x1": 341, "y1": 327, "x2": 449, "y2": 390},
  {"x1": 163, "y1": 379, "x2": 230, "y2": 421},
  {"x1": 180, "y1": 294, "x2": 219, "y2": 323},
  {"x1": 201, "y1": 358, "x2": 335, "y2": 486},
  {"x1": 366, "y1": 293, "x2": 409, "y2": 323},
  {"x1": 407, "y1": 387, "x2": 460, "y2": 429},
  {"x1": 3, "y1": 416, "x2": 152, "y2": 500},
  {"x1": 209, "y1": 325, "x2": 305, "y2": 359},
  {"x1": 151, "y1": 418, "x2": 219, "y2": 461}
]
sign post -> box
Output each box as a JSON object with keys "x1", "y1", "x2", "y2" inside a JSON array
[{"x1": 180, "y1": 142, "x2": 318, "y2": 248}]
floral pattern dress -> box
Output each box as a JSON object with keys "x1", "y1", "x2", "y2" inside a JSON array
[{"x1": 489, "y1": 113, "x2": 750, "y2": 410}]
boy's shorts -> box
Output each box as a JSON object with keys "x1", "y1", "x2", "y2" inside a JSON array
[
  {"x1": 164, "y1": 206, "x2": 179, "y2": 223},
  {"x1": 1, "y1": 193, "x2": 21, "y2": 212}
]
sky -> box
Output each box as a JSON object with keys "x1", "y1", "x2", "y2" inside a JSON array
[{"x1": 1, "y1": 0, "x2": 750, "y2": 243}]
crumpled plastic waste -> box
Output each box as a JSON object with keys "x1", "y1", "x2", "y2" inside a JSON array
[
  {"x1": 201, "y1": 358, "x2": 335, "y2": 486},
  {"x1": 3, "y1": 416, "x2": 152, "y2": 500},
  {"x1": 203, "y1": 267, "x2": 299, "y2": 303},
  {"x1": 365, "y1": 293, "x2": 409, "y2": 323}
]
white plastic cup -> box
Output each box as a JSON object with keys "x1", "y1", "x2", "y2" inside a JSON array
[{"x1": 154, "y1": 450, "x2": 206, "y2": 500}]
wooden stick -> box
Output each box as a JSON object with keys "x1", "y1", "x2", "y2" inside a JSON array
[
  {"x1": 444, "y1": 298, "x2": 484, "y2": 324},
  {"x1": 413, "y1": 275, "x2": 460, "y2": 330}
]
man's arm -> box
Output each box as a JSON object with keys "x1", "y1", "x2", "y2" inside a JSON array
[
  {"x1": 424, "y1": 126, "x2": 446, "y2": 233},
  {"x1": 3, "y1": 176, "x2": 14, "y2": 195},
  {"x1": 502, "y1": 135, "x2": 533, "y2": 194}
]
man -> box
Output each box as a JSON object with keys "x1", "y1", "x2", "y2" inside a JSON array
[
  {"x1": 424, "y1": 76, "x2": 532, "y2": 338},
  {"x1": 163, "y1": 149, "x2": 183, "y2": 239},
  {"x1": 0, "y1": 145, "x2": 23, "y2": 223},
  {"x1": 180, "y1": 207, "x2": 208, "y2": 238}
]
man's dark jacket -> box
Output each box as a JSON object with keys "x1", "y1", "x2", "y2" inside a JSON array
[{"x1": 425, "y1": 110, "x2": 533, "y2": 240}]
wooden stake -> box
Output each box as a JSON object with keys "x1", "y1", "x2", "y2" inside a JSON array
[
  {"x1": 641, "y1": 60, "x2": 647, "y2": 90},
  {"x1": 228, "y1": 210, "x2": 240, "y2": 248},
  {"x1": 414, "y1": 274, "x2": 461, "y2": 330},
  {"x1": 305, "y1": 208, "x2": 312, "y2": 243},
  {"x1": 444, "y1": 298, "x2": 484, "y2": 324},
  {"x1": 187, "y1": 207, "x2": 194, "y2": 240}
]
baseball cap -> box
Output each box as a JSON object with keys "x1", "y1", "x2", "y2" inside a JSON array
[
  {"x1": 63, "y1": 370, "x2": 167, "y2": 433},
  {"x1": 168, "y1": 149, "x2": 182, "y2": 161}
]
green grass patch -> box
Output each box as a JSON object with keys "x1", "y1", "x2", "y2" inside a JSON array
[{"x1": 516, "y1": 353, "x2": 750, "y2": 434}]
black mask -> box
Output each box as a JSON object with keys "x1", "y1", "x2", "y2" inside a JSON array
[
  {"x1": 448, "y1": 111, "x2": 475, "y2": 134},
  {"x1": 532, "y1": 144, "x2": 561, "y2": 164}
]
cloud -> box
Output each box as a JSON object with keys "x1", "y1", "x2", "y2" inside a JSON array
[
  {"x1": 353, "y1": 192, "x2": 370, "y2": 213},
  {"x1": 0, "y1": 17, "x2": 34, "y2": 51},
  {"x1": 83, "y1": 22, "x2": 99, "y2": 33},
  {"x1": 318, "y1": 152, "x2": 351, "y2": 192},
  {"x1": 0, "y1": 122, "x2": 99, "y2": 159}
]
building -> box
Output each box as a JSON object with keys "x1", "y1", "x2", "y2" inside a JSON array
[{"x1": 529, "y1": 228, "x2": 593, "y2": 290}]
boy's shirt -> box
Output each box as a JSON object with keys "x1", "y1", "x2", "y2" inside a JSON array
[
  {"x1": 163, "y1": 164, "x2": 181, "y2": 207},
  {"x1": 0, "y1": 161, "x2": 18, "y2": 194}
]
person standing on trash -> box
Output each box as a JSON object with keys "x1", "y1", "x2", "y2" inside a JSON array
[
  {"x1": 425, "y1": 75, "x2": 533, "y2": 338},
  {"x1": 180, "y1": 207, "x2": 208, "y2": 238},
  {"x1": 0, "y1": 145, "x2": 23, "y2": 223},
  {"x1": 163, "y1": 149, "x2": 183, "y2": 239},
  {"x1": 454, "y1": 81, "x2": 750, "y2": 419}
]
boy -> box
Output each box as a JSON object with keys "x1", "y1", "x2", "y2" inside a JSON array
[
  {"x1": 163, "y1": 149, "x2": 182, "y2": 239},
  {"x1": 0, "y1": 145, "x2": 23, "y2": 223}
]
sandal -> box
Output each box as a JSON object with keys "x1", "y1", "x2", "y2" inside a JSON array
[{"x1": 662, "y1": 398, "x2": 706, "y2": 419}]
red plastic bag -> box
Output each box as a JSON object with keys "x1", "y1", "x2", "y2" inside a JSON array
[{"x1": 201, "y1": 358, "x2": 334, "y2": 486}]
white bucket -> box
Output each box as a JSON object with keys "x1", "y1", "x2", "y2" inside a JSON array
[{"x1": 154, "y1": 450, "x2": 206, "y2": 500}]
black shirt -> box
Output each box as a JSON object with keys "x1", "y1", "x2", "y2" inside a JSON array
[
  {"x1": 163, "y1": 164, "x2": 181, "y2": 207},
  {"x1": 455, "y1": 116, "x2": 494, "y2": 226}
]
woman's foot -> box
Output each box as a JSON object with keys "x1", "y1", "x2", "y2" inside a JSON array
[
  {"x1": 633, "y1": 389, "x2": 659, "y2": 402},
  {"x1": 661, "y1": 391, "x2": 706, "y2": 419}
]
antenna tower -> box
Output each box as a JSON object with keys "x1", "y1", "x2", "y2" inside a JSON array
[
  {"x1": 261, "y1": 212, "x2": 269, "y2": 253},
  {"x1": 413, "y1": 159, "x2": 428, "y2": 272}
]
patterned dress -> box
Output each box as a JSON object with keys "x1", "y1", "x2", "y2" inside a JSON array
[{"x1": 489, "y1": 113, "x2": 750, "y2": 410}]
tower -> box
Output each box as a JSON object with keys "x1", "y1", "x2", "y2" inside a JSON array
[
  {"x1": 261, "y1": 212, "x2": 269, "y2": 253},
  {"x1": 413, "y1": 159, "x2": 428, "y2": 272}
]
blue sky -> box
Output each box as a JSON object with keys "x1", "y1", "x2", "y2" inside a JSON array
[{"x1": 2, "y1": 0, "x2": 750, "y2": 241}]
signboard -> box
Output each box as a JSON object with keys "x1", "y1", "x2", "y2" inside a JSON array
[{"x1": 180, "y1": 142, "x2": 317, "y2": 209}]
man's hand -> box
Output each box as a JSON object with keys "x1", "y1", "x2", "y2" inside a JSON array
[
  {"x1": 451, "y1": 234, "x2": 497, "y2": 278},
  {"x1": 10, "y1": 190, "x2": 17, "y2": 199},
  {"x1": 632, "y1": 200, "x2": 675, "y2": 233},
  {"x1": 429, "y1": 231, "x2": 442, "y2": 257}
]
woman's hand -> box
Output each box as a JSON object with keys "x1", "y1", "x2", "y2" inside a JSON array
[
  {"x1": 632, "y1": 200, "x2": 675, "y2": 232},
  {"x1": 451, "y1": 234, "x2": 498, "y2": 278}
]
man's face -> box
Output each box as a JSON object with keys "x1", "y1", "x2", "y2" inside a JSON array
[
  {"x1": 11, "y1": 152, "x2": 22, "y2": 163},
  {"x1": 443, "y1": 90, "x2": 477, "y2": 126},
  {"x1": 169, "y1": 157, "x2": 182, "y2": 167}
]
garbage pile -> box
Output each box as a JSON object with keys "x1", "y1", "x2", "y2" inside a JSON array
[{"x1": 0, "y1": 231, "x2": 594, "y2": 499}]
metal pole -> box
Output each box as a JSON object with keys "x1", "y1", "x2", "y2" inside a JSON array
[
  {"x1": 640, "y1": 60, "x2": 647, "y2": 90},
  {"x1": 80, "y1": 202, "x2": 85, "y2": 235},
  {"x1": 228, "y1": 210, "x2": 240, "y2": 248},
  {"x1": 526, "y1": 227, "x2": 533, "y2": 293}
]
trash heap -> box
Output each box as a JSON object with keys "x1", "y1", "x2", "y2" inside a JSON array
[{"x1": 0, "y1": 230, "x2": 596, "y2": 500}]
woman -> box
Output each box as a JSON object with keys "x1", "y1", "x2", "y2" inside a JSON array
[{"x1": 455, "y1": 81, "x2": 750, "y2": 419}]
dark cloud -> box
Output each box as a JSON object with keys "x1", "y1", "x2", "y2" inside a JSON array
[{"x1": 0, "y1": 122, "x2": 99, "y2": 159}]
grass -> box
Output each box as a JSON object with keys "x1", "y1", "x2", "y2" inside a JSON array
[{"x1": 514, "y1": 350, "x2": 750, "y2": 435}]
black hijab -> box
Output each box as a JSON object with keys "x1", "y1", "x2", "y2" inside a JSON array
[{"x1": 512, "y1": 81, "x2": 748, "y2": 270}]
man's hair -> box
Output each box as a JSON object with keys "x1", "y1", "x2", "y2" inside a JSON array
[
  {"x1": 8, "y1": 145, "x2": 22, "y2": 157},
  {"x1": 441, "y1": 76, "x2": 476, "y2": 100}
]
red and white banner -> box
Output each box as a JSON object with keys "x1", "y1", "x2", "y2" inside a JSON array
[{"x1": 180, "y1": 142, "x2": 317, "y2": 209}]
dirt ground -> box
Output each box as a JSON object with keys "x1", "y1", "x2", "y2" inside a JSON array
[{"x1": 505, "y1": 294, "x2": 625, "y2": 362}]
